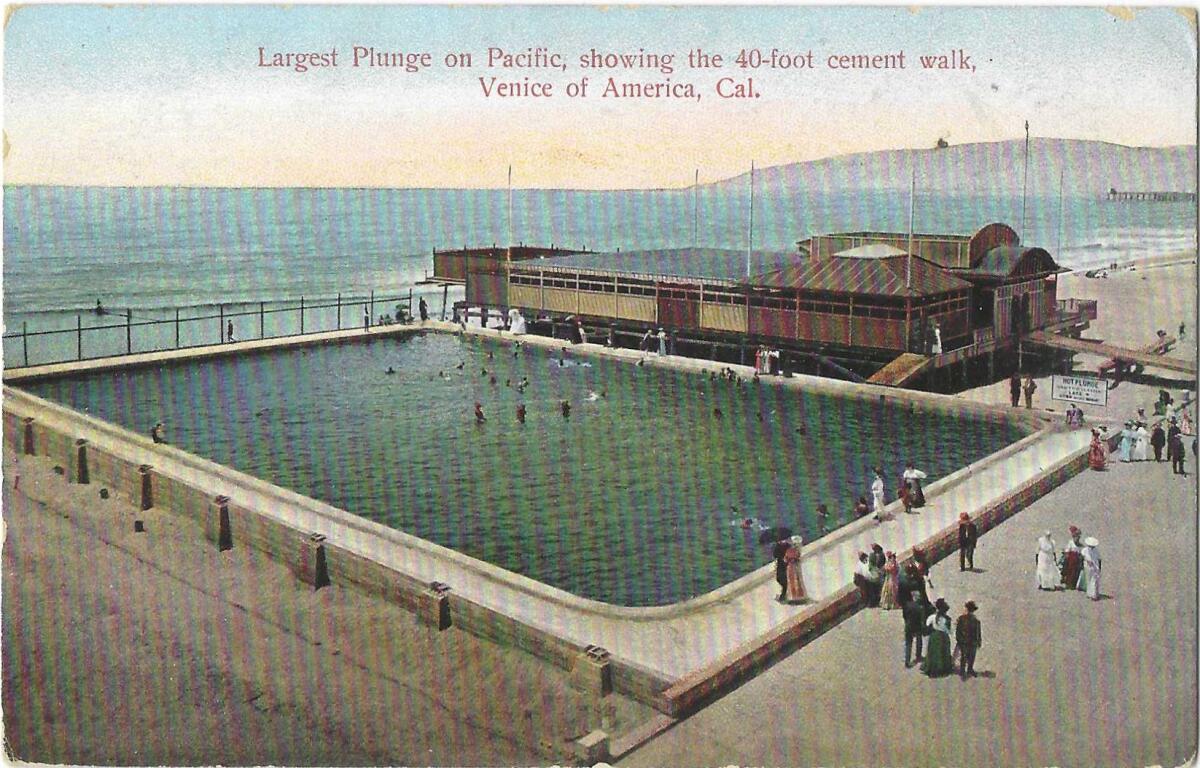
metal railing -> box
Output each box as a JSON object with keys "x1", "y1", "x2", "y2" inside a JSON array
[{"x1": 3, "y1": 287, "x2": 459, "y2": 369}]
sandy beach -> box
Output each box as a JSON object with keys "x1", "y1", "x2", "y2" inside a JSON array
[{"x1": 3, "y1": 255, "x2": 1195, "y2": 766}]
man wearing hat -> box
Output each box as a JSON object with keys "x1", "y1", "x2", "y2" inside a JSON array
[
  {"x1": 958, "y1": 513, "x2": 978, "y2": 572},
  {"x1": 955, "y1": 601, "x2": 982, "y2": 679},
  {"x1": 1168, "y1": 418, "x2": 1187, "y2": 475},
  {"x1": 902, "y1": 591, "x2": 932, "y2": 668}
]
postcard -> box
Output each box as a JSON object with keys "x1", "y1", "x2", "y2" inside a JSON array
[{"x1": 3, "y1": 5, "x2": 1196, "y2": 767}]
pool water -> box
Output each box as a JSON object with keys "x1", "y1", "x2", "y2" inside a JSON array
[{"x1": 25, "y1": 332, "x2": 1026, "y2": 606}]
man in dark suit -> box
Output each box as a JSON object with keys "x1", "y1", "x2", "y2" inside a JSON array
[
  {"x1": 902, "y1": 592, "x2": 932, "y2": 668},
  {"x1": 955, "y1": 601, "x2": 983, "y2": 679},
  {"x1": 958, "y1": 513, "x2": 979, "y2": 571},
  {"x1": 772, "y1": 538, "x2": 790, "y2": 602}
]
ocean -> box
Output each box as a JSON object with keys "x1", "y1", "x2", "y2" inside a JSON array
[{"x1": 2, "y1": 184, "x2": 1194, "y2": 360}]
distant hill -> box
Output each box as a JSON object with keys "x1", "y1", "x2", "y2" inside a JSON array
[{"x1": 712, "y1": 139, "x2": 1196, "y2": 197}]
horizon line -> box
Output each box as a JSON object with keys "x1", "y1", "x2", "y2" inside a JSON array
[{"x1": 6, "y1": 136, "x2": 1195, "y2": 194}]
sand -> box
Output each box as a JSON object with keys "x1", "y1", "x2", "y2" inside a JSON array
[{"x1": 1, "y1": 453, "x2": 651, "y2": 765}]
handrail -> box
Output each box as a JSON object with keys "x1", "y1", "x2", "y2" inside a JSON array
[{"x1": 2, "y1": 287, "x2": 451, "y2": 368}]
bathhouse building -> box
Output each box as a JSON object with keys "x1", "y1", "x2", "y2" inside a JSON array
[{"x1": 451, "y1": 222, "x2": 1090, "y2": 390}]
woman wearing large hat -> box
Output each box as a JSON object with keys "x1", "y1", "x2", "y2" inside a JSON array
[{"x1": 922, "y1": 598, "x2": 955, "y2": 677}]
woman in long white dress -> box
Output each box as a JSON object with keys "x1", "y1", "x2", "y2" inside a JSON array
[
  {"x1": 1036, "y1": 532, "x2": 1059, "y2": 590},
  {"x1": 1083, "y1": 537, "x2": 1102, "y2": 601},
  {"x1": 1133, "y1": 423, "x2": 1150, "y2": 461},
  {"x1": 871, "y1": 468, "x2": 889, "y2": 521}
]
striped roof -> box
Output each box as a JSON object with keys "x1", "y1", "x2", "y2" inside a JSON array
[{"x1": 749, "y1": 254, "x2": 972, "y2": 297}]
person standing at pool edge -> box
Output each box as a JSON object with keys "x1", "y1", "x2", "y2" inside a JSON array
[
  {"x1": 1009, "y1": 371, "x2": 1021, "y2": 407},
  {"x1": 150, "y1": 422, "x2": 166, "y2": 444},
  {"x1": 773, "y1": 538, "x2": 790, "y2": 602},
  {"x1": 871, "y1": 468, "x2": 888, "y2": 521},
  {"x1": 419, "y1": 297, "x2": 428, "y2": 322}
]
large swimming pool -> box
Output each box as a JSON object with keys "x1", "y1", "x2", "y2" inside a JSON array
[{"x1": 24, "y1": 332, "x2": 1026, "y2": 606}]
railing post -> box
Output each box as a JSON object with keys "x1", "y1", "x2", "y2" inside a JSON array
[
  {"x1": 219, "y1": 304, "x2": 224, "y2": 344},
  {"x1": 22, "y1": 321, "x2": 28, "y2": 367},
  {"x1": 408, "y1": 288, "x2": 413, "y2": 319},
  {"x1": 175, "y1": 308, "x2": 180, "y2": 349},
  {"x1": 76, "y1": 315, "x2": 82, "y2": 360},
  {"x1": 370, "y1": 290, "x2": 375, "y2": 324},
  {"x1": 259, "y1": 301, "x2": 265, "y2": 339},
  {"x1": 336, "y1": 293, "x2": 342, "y2": 330},
  {"x1": 300, "y1": 297, "x2": 305, "y2": 335},
  {"x1": 126, "y1": 310, "x2": 132, "y2": 354}
]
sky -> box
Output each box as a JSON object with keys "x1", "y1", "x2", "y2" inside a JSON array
[{"x1": 3, "y1": 5, "x2": 1196, "y2": 189}]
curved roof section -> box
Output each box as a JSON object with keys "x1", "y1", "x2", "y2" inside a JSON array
[
  {"x1": 958, "y1": 246, "x2": 1063, "y2": 279},
  {"x1": 749, "y1": 254, "x2": 972, "y2": 297}
]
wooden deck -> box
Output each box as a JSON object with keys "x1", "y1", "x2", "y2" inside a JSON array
[
  {"x1": 866, "y1": 353, "x2": 932, "y2": 386},
  {"x1": 1024, "y1": 331, "x2": 1196, "y2": 374}
]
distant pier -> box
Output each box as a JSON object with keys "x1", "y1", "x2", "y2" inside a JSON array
[{"x1": 1106, "y1": 188, "x2": 1195, "y2": 202}]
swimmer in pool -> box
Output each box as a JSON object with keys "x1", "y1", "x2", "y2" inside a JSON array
[
  {"x1": 474, "y1": 403, "x2": 486, "y2": 424},
  {"x1": 516, "y1": 404, "x2": 526, "y2": 424},
  {"x1": 561, "y1": 400, "x2": 571, "y2": 418},
  {"x1": 385, "y1": 367, "x2": 395, "y2": 375}
]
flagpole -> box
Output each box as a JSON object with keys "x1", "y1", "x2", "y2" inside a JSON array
[
  {"x1": 1056, "y1": 168, "x2": 1065, "y2": 256},
  {"x1": 1021, "y1": 120, "x2": 1030, "y2": 243},
  {"x1": 907, "y1": 167, "x2": 915, "y2": 290},
  {"x1": 693, "y1": 169, "x2": 699, "y2": 247},
  {"x1": 747, "y1": 161, "x2": 755, "y2": 279},
  {"x1": 507, "y1": 165, "x2": 513, "y2": 266}
]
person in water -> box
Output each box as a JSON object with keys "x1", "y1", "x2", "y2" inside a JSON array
[
  {"x1": 150, "y1": 422, "x2": 166, "y2": 444},
  {"x1": 474, "y1": 403, "x2": 486, "y2": 424},
  {"x1": 516, "y1": 404, "x2": 526, "y2": 424},
  {"x1": 385, "y1": 366, "x2": 395, "y2": 375},
  {"x1": 561, "y1": 400, "x2": 571, "y2": 418},
  {"x1": 95, "y1": 299, "x2": 106, "y2": 315}
]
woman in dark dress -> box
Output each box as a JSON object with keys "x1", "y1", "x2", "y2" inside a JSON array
[{"x1": 922, "y1": 598, "x2": 954, "y2": 677}]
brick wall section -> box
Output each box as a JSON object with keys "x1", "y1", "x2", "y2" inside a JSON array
[
  {"x1": 661, "y1": 585, "x2": 863, "y2": 716},
  {"x1": 3, "y1": 410, "x2": 24, "y2": 455},
  {"x1": 322, "y1": 542, "x2": 431, "y2": 616},
  {"x1": 86, "y1": 445, "x2": 147, "y2": 506}
]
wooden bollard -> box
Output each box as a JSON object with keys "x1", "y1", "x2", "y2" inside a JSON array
[
  {"x1": 296, "y1": 533, "x2": 330, "y2": 589},
  {"x1": 205, "y1": 495, "x2": 233, "y2": 551},
  {"x1": 138, "y1": 465, "x2": 154, "y2": 511},
  {"x1": 22, "y1": 417, "x2": 34, "y2": 456},
  {"x1": 71, "y1": 439, "x2": 89, "y2": 485},
  {"x1": 418, "y1": 581, "x2": 452, "y2": 631},
  {"x1": 570, "y1": 645, "x2": 613, "y2": 698}
]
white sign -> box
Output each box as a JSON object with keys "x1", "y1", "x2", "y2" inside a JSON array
[{"x1": 1051, "y1": 375, "x2": 1108, "y2": 407}]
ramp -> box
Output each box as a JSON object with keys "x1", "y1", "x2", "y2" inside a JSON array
[
  {"x1": 867, "y1": 353, "x2": 932, "y2": 386},
  {"x1": 1025, "y1": 331, "x2": 1196, "y2": 375}
]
